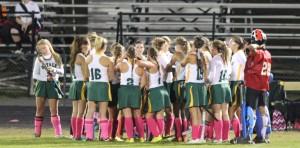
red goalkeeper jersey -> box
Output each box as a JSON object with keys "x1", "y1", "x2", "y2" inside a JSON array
[{"x1": 244, "y1": 48, "x2": 272, "y2": 91}]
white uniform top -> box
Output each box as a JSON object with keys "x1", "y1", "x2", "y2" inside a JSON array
[
  {"x1": 208, "y1": 54, "x2": 232, "y2": 85},
  {"x1": 72, "y1": 53, "x2": 85, "y2": 81},
  {"x1": 32, "y1": 55, "x2": 64, "y2": 81},
  {"x1": 185, "y1": 63, "x2": 204, "y2": 83},
  {"x1": 120, "y1": 60, "x2": 140, "y2": 86},
  {"x1": 203, "y1": 51, "x2": 212, "y2": 63},
  {"x1": 230, "y1": 50, "x2": 246, "y2": 81},
  {"x1": 15, "y1": 1, "x2": 41, "y2": 25},
  {"x1": 88, "y1": 54, "x2": 109, "y2": 82},
  {"x1": 175, "y1": 61, "x2": 185, "y2": 81},
  {"x1": 157, "y1": 52, "x2": 173, "y2": 83},
  {"x1": 149, "y1": 67, "x2": 163, "y2": 89}
]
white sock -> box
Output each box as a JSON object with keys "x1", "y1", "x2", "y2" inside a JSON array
[{"x1": 261, "y1": 115, "x2": 268, "y2": 139}]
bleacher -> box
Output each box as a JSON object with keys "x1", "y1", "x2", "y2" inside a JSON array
[{"x1": 1, "y1": 0, "x2": 300, "y2": 96}]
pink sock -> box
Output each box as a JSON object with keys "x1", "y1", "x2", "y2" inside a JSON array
[
  {"x1": 51, "y1": 116, "x2": 62, "y2": 136},
  {"x1": 207, "y1": 122, "x2": 214, "y2": 140},
  {"x1": 174, "y1": 118, "x2": 182, "y2": 139},
  {"x1": 34, "y1": 117, "x2": 43, "y2": 137},
  {"x1": 85, "y1": 119, "x2": 94, "y2": 140},
  {"x1": 75, "y1": 117, "x2": 84, "y2": 139},
  {"x1": 71, "y1": 117, "x2": 76, "y2": 137},
  {"x1": 146, "y1": 117, "x2": 160, "y2": 137},
  {"x1": 99, "y1": 119, "x2": 109, "y2": 139},
  {"x1": 165, "y1": 114, "x2": 175, "y2": 135},
  {"x1": 182, "y1": 118, "x2": 188, "y2": 132},
  {"x1": 134, "y1": 117, "x2": 145, "y2": 138},
  {"x1": 231, "y1": 118, "x2": 240, "y2": 138},
  {"x1": 157, "y1": 118, "x2": 165, "y2": 135},
  {"x1": 222, "y1": 120, "x2": 230, "y2": 141},
  {"x1": 199, "y1": 125, "x2": 203, "y2": 139},
  {"x1": 108, "y1": 119, "x2": 113, "y2": 138},
  {"x1": 124, "y1": 117, "x2": 134, "y2": 139},
  {"x1": 213, "y1": 120, "x2": 223, "y2": 141},
  {"x1": 192, "y1": 125, "x2": 200, "y2": 140}
]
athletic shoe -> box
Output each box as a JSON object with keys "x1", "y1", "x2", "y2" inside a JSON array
[
  {"x1": 151, "y1": 135, "x2": 162, "y2": 143},
  {"x1": 139, "y1": 138, "x2": 145, "y2": 143},
  {"x1": 187, "y1": 139, "x2": 200, "y2": 144},
  {"x1": 196, "y1": 139, "x2": 206, "y2": 144},
  {"x1": 213, "y1": 139, "x2": 222, "y2": 144},
  {"x1": 125, "y1": 138, "x2": 134, "y2": 143},
  {"x1": 115, "y1": 136, "x2": 124, "y2": 142}
]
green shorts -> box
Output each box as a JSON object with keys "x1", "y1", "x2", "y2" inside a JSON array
[
  {"x1": 173, "y1": 80, "x2": 185, "y2": 105},
  {"x1": 87, "y1": 81, "x2": 111, "y2": 102},
  {"x1": 211, "y1": 83, "x2": 232, "y2": 104},
  {"x1": 230, "y1": 81, "x2": 244, "y2": 107},
  {"x1": 185, "y1": 83, "x2": 207, "y2": 108},
  {"x1": 35, "y1": 81, "x2": 62, "y2": 99},
  {"x1": 146, "y1": 86, "x2": 169, "y2": 113},
  {"x1": 163, "y1": 82, "x2": 172, "y2": 108},
  {"x1": 118, "y1": 85, "x2": 141, "y2": 109},
  {"x1": 68, "y1": 81, "x2": 86, "y2": 100}
]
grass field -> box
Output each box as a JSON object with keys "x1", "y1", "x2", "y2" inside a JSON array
[{"x1": 0, "y1": 128, "x2": 299, "y2": 148}]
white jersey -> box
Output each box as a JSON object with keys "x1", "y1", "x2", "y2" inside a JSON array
[
  {"x1": 185, "y1": 63, "x2": 204, "y2": 83},
  {"x1": 88, "y1": 54, "x2": 109, "y2": 82},
  {"x1": 175, "y1": 61, "x2": 185, "y2": 81},
  {"x1": 230, "y1": 50, "x2": 246, "y2": 81},
  {"x1": 32, "y1": 55, "x2": 64, "y2": 81},
  {"x1": 208, "y1": 54, "x2": 232, "y2": 85},
  {"x1": 72, "y1": 53, "x2": 85, "y2": 81},
  {"x1": 120, "y1": 60, "x2": 140, "y2": 86},
  {"x1": 149, "y1": 68, "x2": 163, "y2": 89},
  {"x1": 157, "y1": 52, "x2": 173, "y2": 83}
]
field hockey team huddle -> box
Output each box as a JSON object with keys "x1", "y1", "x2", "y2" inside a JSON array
[{"x1": 32, "y1": 29, "x2": 270, "y2": 144}]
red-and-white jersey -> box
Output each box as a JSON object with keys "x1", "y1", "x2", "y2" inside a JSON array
[{"x1": 244, "y1": 48, "x2": 272, "y2": 91}]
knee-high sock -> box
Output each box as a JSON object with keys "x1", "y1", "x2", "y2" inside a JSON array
[
  {"x1": 222, "y1": 120, "x2": 230, "y2": 141},
  {"x1": 124, "y1": 117, "x2": 134, "y2": 139},
  {"x1": 174, "y1": 118, "x2": 182, "y2": 139},
  {"x1": 231, "y1": 118, "x2": 240, "y2": 138},
  {"x1": 75, "y1": 117, "x2": 84, "y2": 139},
  {"x1": 207, "y1": 121, "x2": 214, "y2": 140},
  {"x1": 34, "y1": 116, "x2": 43, "y2": 137},
  {"x1": 108, "y1": 119, "x2": 113, "y2": 138},
  {"x1": 213, "y1": 120, "x2": 223, "y2": 141},
  {"x1": 157, "y1": 118, "x2": 165, "y2": 135},
  {"x1": 71, "y1": 117, "x2": 76, "y2": 137},
  {"x1": 165, "y1": 114, "x2": 175, "y2": 136},
  {"x1": 192, "y1": 125, "x2": 200, "y2": 140},
  {"x1": 134, "y1": 117, "x2": 145, "y2": 138},
  {"x1": 146, "y1": 117, "x2": 160, "y2": 137},
  {"x1": 199, "y1": 124, "x2": 203, "y2": 139},
  {"x1": 182, "y1": 118, "x2": 188, "y2": 132},
  {"x1": 51, "y1": 115, "x2": 62, "y2": 136},
  {"x1": 85, "y1": 119, "x2": 94, "y2": 140},
  {"x1": 98, "y1": 119, "x2": 109, "y2": 139},
  {"x1": 261, "y1": 115, "x2": 268, "y2": 139},
  {"x1": 111, "y1": 118, "x2": 118, "y2": 138}
]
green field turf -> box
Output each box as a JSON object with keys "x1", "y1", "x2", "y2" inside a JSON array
[{"x1": 0, "y1": 128, "x2": 299, "y2": 148}]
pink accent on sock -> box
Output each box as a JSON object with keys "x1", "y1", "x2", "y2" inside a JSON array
[
  {"x1": 34, "y1": 117, "x2": 43, "y2": 137},
  {"x1": 146, "y1": 117, "x2": 160, "y2": 137},
  {"x1": 75, "y1": 117, "x2": 84, "y2": 139},
  {"x1": 213, "y1": 120, "x2": 223, "y2": 141},
  {"x1": 192, "y1": 125, "x2": 200, "y2": 140},
  {"x1": 85, "y1": 119, "x2": 94, "y2": 140},
  {"x1": 99, "y1": 119, "x2": 109, "y2": 139},
  {"x1": 71, "y1": 117, "x2": 76, "y2": 137},
  {"x1": 135, "y1": 117, "x2": 145, "y2": 138},
  {"x1": 108, "y1": 119, "x2": 113, "y2": 138},
  {"x1": 157, "y1": 118, "x2": 165, "y2": 135},
  {"x1": 231, "y1": 118, "x2": 240, "y2": 138},
  {"x1": 182, "y1": 118, "x2": 188, "y2": 131},
  {"x1": 51, "y1": 116, "x2": 62, "y2": 136},
  {"x1": 174, "y1": 118, "x2": 182, "y2": 139},
  {"x1": 222, "y1": 120, "x2": 230, "y2": 141},
  {"x1": 124, "y1": 117, "x2": 134, "y2": 139}
]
